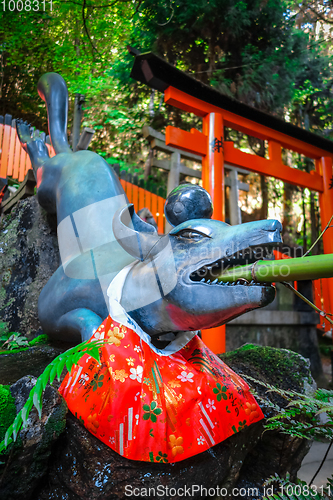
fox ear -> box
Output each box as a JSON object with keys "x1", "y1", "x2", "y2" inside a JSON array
[{"x1": 112, "y1": 204, "x2": 160, "y2": 261}]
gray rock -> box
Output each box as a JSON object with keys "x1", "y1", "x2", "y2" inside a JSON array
[
  {"x1": 0, "y1": 196, "x2": 59, "y2": 339},
  {"x1": 0, "y1": 345, "x2": 65, "y2": 386},
  {"x1": 0, "y1": 376, "x2": 67, "y2": 500}
]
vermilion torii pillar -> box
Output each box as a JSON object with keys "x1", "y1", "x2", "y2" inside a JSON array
[
  {"x1": 318, "y1": 157, "x2": 333, "y2": 332},
  {"x1": 201, "y1": 112, "x2": 225, "y2": 351},
  {"x1": 165, "y1": 92, "x2": 227, "y2": 352}
]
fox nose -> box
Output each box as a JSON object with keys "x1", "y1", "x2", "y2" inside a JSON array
[
  {"x1": 261, "y1": 219, "x2": 283, "y2": 244},
  {"x1": 263, "y1": 219, "x2": 283, "y2": 233}
]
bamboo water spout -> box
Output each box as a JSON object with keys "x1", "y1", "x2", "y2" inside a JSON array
[{"x1": 217, "y1": 254, "x2": 333, "y2": 284}]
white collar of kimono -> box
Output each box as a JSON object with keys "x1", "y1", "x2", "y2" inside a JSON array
[{"x1": 106, "y1": 262, "x2": 198, "y2": 356}]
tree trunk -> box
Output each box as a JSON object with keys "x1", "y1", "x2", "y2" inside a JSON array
[
  {"x1": 247, "y1": 137, "x2": 268, "y2": 219},
  {"x1": 302, "y1": 188, "x2": 307, "y2": 253},
  {"x1": 282, "y1": 183, "x2": 294, "y2": 245},
  {"x1": 310, "y1": 192, "x2": 319, "y2": 255},
  {"x1": 260, "y1": 175, "x2": 268, "y2": 219}
]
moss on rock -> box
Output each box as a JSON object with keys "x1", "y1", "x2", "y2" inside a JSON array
[
  {"x1": 0, "y1": 385, "x2": 16, "y2": 451},
  {"x1": 43, "y1": 396, "x2": 68, "y2": 444},
  {"x1": 220, "y1": 343, "x2": 313, "y2": 392},
  {"x1": 29, "y1": 334, "x2": 49, "y2": 347}
]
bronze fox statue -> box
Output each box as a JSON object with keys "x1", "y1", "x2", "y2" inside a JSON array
[{"x1": 17, "y1": 73, "x2": 282, "y2": 346}]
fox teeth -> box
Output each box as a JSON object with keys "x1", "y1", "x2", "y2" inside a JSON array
[
  {"x1": 197, "y1": 277, "x2": 270, "y2": 287},
  {"x1": 237, "y1": 278, "x2": 250, "y2": 285}
]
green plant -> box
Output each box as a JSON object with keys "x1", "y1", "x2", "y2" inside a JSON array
[
  {"x1": 263, "y1": 472, "x2": 333, "y2": 499},
  {"x1": 29, "y1": 335, "x2": 49, "y2": 347},
  {"x1": 0, "y1": 333, "x2": 9, "y2": 344},
  {"x1": 0, "y1": 331, "x2": 49, "y2": 351},
  {"x1": 0, "y1": 385, "x2": 16, "y2": 456},
  {"x1": 243, "y1": 374, "x2": 333, "y2": 441},
  {"x1": 0, "y1": 339, "x2": 103, "y2": 454},
  {"x1": 1, "y1": 333, "x2": 29, "y2": 350},
  {"x1": 242, "y1": 374, "x2": 333, "y2": 499},
  {"x1": 0, "y1": 322, "x2": 9, "y2": 337}
]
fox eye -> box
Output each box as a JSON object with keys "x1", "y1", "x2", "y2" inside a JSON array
[{"x1": 175, "y1": 229, "x2": 209, "y2": 241}]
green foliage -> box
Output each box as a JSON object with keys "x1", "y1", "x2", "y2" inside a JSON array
[
  {"x1": 0, "y1": 385, "x2": 16, "y2": 455},
  {"x1": 0, "y1": 322, "x2": 9, "y2": 336},
  {"x1": 2, "y1": 0, "x2": 331, "y2": 160},
  {"x1": 28, "y1": 335, "x2": 49, "y2": 347},
  {"x1": 139, "y1": 0, "x2": 318, "y2": 113},
  {"x1": 0, "y1": 328, "x2": 30, "y2": 350},
  {"x1": 1, "y1": 333, "x2": 29, "y2": 350},
  {"x1": 244, "y1": 374, "x2": 333, "y2": 441},
  {"x1": 0, "y1": 325, "x2": 48, "y2": 351},
  {"x1": 0, "y1": 1, "x2": 142, "y2": 129},
  {"x1": 0, "y1": 339, "x2": 103, "y2": 455}
]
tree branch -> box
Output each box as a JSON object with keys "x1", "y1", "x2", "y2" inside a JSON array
[
  {"x1": 57, "y1": 0, "x2": 84, "y2": 6},
  {"x1": 134, "y1": 0, "x2": 143, "y2": 16},
  {"x1": 309, "y1": 440, "x2": 333, "y2": 486},
  {"x1": 298, "y1": 1, "x2": 333, "y2": 25},
  {"x1": 82, "y1": 0, "x2": 100, "y2": 56},
  {"x1": 90, "y1": 0, "x2": 132, "y2": 8},
  {"x1": 57, "y1": 0, "x2": 130, "y2": 10}
]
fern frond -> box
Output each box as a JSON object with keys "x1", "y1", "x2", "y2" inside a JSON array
[{"x1": 0, "y1": 338, "x2": 106, "y2": 453}]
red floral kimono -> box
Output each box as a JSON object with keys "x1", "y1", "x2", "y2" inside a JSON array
[{"x1": 59, "y1": 314, "x2": 263, "y2": 463}]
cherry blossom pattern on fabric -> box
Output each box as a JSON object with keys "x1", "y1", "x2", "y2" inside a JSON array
[{"x1": 59, "y1": 316, "x2": 264, "y2": 463}]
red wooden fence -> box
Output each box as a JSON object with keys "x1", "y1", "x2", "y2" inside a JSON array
[
  {"x1": 0, "y1": 115, "x2": 56, "y2": 182},
  {"x1": 0, "y1": 114, "x2": 167, "y2": 232}
]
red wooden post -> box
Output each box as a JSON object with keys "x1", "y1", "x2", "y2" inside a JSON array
[
  {"x1": 201, "y1": 112, "x2": 226, "y2": 353},
  {"x1": 18, "y1": 147, "x2": 27, "y2": 182},
  {"x1": 145, "y1": 189, "x2": 152, "y2": 214},
  {"x1": 151, "y1": 193, "x2": 158, "y2": 227},
  {"x1": 203, "y1": 113, "x2": 225, "y2": 221},
  {"x1": 7, "y1": 119, "x2": 17, "y2": 177},
  {"x1": 157, "y1": 196, "x2": 165, "y2": 234},
  {"x1": 25, "y1": 152, "x2": 32, "y2": 175},
  {"x1": 138, "y1": 187, "x2": 145, "y2": 211},
  {"x1": 318, "y1": 157, "x2": 333, "y2": 331},
  {"x1": 1, "y1": 115, "x2": 12, "y2": 179},
  {"x1": 125, "y1": 179, "x2": 132, "y2": 201},
  {"x1": 12, "y1": 135, "x2": 21, "y2": 180},
  {"x1": 132, "y1": 183, "x2": 139, "y2": 212},
  {"x1": 0, "y1": 117, "x2": 4, "y2": 159}
]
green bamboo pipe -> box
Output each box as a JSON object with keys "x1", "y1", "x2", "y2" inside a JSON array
[{"x1": 217, "y1": 253, "x2": 333, "y2": 283}]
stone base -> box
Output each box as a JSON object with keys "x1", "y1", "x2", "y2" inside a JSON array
[
  {"x1": 0, "y1": 197, "x2": 59, "y2": 339},
  {"x1": 0, "y1": 345, "x2": 314, "y2": 500},
  {"x1": 226, "y1": 310, "x2": 323, "y2": 380}
]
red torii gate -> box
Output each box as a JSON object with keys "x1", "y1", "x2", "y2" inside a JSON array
[{"x1": 131, "y1": 53, "x2": 333, "y2": 354}]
